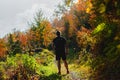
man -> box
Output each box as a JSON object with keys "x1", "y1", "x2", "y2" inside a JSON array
[{"x1": 52, "y1": 31, "x2": 69, "y2": 75}]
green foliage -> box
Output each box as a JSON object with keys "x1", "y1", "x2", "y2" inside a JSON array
[
  {"x1": 21, "y1": 54, "x2": 38, "y2": 73},
  {"x1": 0, "y1": 0, "x2": 120, "y2": 79},
  {"x1": 99, "y1": 3, "x2": 106, "y2": 13},
  {"x1": 0, "y1": 62, "x2": 6, "y2": 79},
  {"x1": 40, "y1": 49, "x2": 54, "y2": 66},
  {"x1": 40, "y1": 73, "x2": 62, "y2": 80},
  {"x1": 27, "y1": 10, "x2": 54, "y2": 49},
  {"x1": 89, "y1": 53, "x2": 120, "y2": 80},
  {"x1": 85, "y1": 20, "x2": 119, "y2": 79},
  {"x1": 7, "y1": 34, "x2": 22, "y2": 55},
  {"x1": 6, "y1": 56, "x2": 17, "y2": 68},
  {"x1": 92, "y1": 22, "x2": 117, "y2": 37},
  {"x1": 0, "y1": 49, "x2": 56, "y2": 80},
  {"x1": 92, "y1": 23, "x2": 106, "y2": 35}
]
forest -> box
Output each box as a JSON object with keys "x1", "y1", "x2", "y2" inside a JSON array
[{"x1": 0, "y1": 0, "x2": 120, "y2": 80}]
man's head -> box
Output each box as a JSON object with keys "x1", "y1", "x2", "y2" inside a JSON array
[{"x1": 56, "y1": 31, "x2": 60, "y2": 37}]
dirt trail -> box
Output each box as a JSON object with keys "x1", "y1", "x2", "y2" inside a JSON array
[{"x1": 58, "y1": 64, "x2": 82, "y2": 80}]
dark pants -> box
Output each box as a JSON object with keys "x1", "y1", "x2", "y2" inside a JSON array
[{"x1": 55, "y1": 50, "x2": 66, "y2": 60}]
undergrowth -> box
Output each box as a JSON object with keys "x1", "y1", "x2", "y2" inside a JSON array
[{"x1": 0, "y1": 49, "x2": 57, "y2": 80}]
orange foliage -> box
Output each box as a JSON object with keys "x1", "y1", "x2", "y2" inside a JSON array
[
  {"x1": 0, "y1": 39, "x2": 7, "y2": 57},
  {"x1": 19, "y1": 33, "x2": 28, "y2": 48},
  {"x1": 76, "y1": 27, "x2": 92, "y2": 48},
  {"x1": 53, "y1": 18, "x2": 65, "y2": 31},
  {"x1": 42, "y1": 20, "x2": 54, "y2": 47},
  {"x1": 76, "y1": 0, "x2": 87, "y2": 11},
  {"x1": 64, "y1": 13, "x2": 77, "y2": 37}
]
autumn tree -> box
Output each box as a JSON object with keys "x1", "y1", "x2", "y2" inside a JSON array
[
  {"x1": 0, "y1": 39, "x2": 7, "y2": 59},
  {"x1": 86, "y1": 0, "x2": 120, "y2": 55},
  {"x1": 41, "y1": 20, "x2": 54, "y2": 47},
  {"x1": 7, "y1": 32, "x2": 22, "y2": 55},
  {"x1": 53, "y1": 0, "x2": 93, "y2": 51},
  {"x1": 84, "y1": 0, "x2": 120, "y2": 79},
  {"x1": 27, "y1": 10, "x2": 54, "y2": 51}
]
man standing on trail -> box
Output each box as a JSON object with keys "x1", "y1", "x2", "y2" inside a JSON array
[{"x1": 52, "y1": 31, "x2": 69, "y2": 75}]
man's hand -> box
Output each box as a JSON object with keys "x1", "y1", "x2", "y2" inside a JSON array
[{"x1": 52, "y1": 43, "x2": 55, "y2": 50}]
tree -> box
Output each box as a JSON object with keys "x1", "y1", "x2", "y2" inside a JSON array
[
  {"x1": 85, "y1": 0, "x2": 120, "y2": 79},
  {"x1": 27, "y1": 10, "x2": 54, "y2": 50},
  {"x1": 42, "y1": 20, "x2": 54, "y2": 47},
  {"x1": 7, "y1": 33, "x2": 22, "y2": 55},
  {"x1": 87, "y1": 0, "x2": 120, "y2": 55},
  {"x1": 54, "y1": 0, "x2": 75, "y2": 18},
  {"x1": 0, "y1": 39, "x2": 7, "y2": 58}
]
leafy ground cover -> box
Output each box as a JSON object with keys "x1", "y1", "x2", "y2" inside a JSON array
[
  {"x1": 0, "y1": 46, "x2": 120, "y2": 80},
  {"x1": 0, "y1": 48, "x2": 93, "y2": 80}
]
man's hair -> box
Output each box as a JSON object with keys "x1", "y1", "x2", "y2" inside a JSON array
[{"x1": 56, "y1": 31, "x2": 60, "y2": 36}]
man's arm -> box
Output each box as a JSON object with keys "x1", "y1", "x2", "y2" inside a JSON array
[{"x1": 52, "y1": 42, "x2": 55, "y2": 50}]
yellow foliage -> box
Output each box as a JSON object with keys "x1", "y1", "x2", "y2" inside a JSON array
[
  {"x1": 65, "y1": 0, "x2": 71, "y2": 6},
  {"x1": 0, "y1": 39, "x2": 7, "y2": 57},
  {"x1": 79, "y1": 65, "x2": 91, "y2": 73},
  {"x1": 86, "y1": 1, "x2": 92, "y2": 13},
  {"x1": 117, "y1": 44, "x2": 120, "y2": 49},
  {"x1": 99, "y1": 3, "x2": 106, "y2": 13},
  {"x1": 114, "y1": 36, "x2": 120, "y2": 40},
  {"x1": 92, "y1": 23, "x2": 106, "y2": 35},
  {"x1": 86, "y1": 8, "x2": 91, "y2": 13}
]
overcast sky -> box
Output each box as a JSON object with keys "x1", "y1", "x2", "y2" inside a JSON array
[{"x1": 0, "y1": 0, "x2": 63, "y2": 38}]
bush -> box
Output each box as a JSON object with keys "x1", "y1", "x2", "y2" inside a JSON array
[{"x1": 0, "y1": 49, "x2": 55, "y2": 80}]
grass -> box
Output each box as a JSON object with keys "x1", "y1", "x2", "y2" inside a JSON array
[{"x1": 0, "y1": 48, "x2": 93, "y2": 80}]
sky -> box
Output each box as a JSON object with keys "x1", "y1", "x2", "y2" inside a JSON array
[{"x1": 0, "y1": 0, "x2": 62, "y2": 38}]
